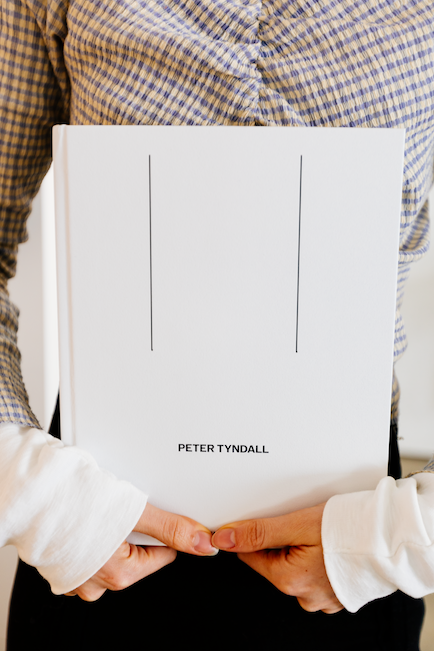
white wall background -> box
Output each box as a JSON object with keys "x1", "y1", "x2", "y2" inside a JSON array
[{"x1": 0, "y1": 177, "x2": 432, "y2": 648}]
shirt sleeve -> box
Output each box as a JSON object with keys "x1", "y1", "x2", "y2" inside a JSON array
[
  {"x1": 0, "y1": 0, "x2": 70, "y2": 426},
  {"x1": 0, "y1": 423, "x2": 148, "y2": 594},
  {"x1": 322, "y1": 470, "x2": 434, "y2": 613},
  {"x1": 0, "y1": 2, "x2": 148, "y2": 594}
]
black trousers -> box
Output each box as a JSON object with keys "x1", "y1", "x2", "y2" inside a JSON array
[{"x1": 7, "y1": 405, "x2": 425, "y2": 650}]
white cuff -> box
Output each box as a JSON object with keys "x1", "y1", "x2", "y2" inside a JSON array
[
  {"x1": 0, "y1": 424, "x2": 148, "y2": 594},
  {"x1": 322, "y1": 473, "x2": 434, "y2": 612}
]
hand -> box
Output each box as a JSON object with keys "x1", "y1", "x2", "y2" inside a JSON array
[
  {"x1": 212, "y1": 503, "x2": 343, "y2": 614},
  {"x1": 65, "y1": 503, "x2": 217, "y2": 601}
]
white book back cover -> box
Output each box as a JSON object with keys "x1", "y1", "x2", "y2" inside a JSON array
[{"x1": 53, "y1": 126, "x2": 403, "y2": 545}]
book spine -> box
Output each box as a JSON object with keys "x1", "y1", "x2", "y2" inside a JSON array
[{"x1": 52, "y1": 126, "x2": 75, "y2": 445}]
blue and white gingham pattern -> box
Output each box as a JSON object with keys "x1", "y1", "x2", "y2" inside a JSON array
[{"x1": 0, "y1": 0, "x2": 433, "y2": 426}]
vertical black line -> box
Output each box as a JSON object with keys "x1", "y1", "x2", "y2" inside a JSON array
[
  {"x1": 295, "y1": 155, "x2": 303, "y2": 353},
  {"x1": 149, "y1": 155, "x2": 153, "y2": 352}
]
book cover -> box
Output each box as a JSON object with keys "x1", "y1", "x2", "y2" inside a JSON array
[{"x1": 53, "y1": 125, "x2": 403, "y2": 544}]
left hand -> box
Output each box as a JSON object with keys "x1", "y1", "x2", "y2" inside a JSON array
[
  {"x1": 64, "y1": 503, "x2": 217, "y2": 601},
  {"x1": 212, "y1": 503, "x2": 343, "y2": 614}
]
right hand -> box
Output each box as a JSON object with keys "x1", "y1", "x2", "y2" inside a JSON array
[{"x1": 64, "y1": 503, "x2": 217, "y2": 601}]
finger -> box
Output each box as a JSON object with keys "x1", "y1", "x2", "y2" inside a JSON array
[
  {"x1": 238, "y1": 549, "x2": 343, "y2": 612},
  {"x1": 100, "y1": 544, "x2": 177, "y2": 589},
  {"x1": 321, "y1": 605, "x2": 345, "y2": 614},
  {"x1": 297, "y1": 596, "x2": 344, "y2": 614},
  {"x1": 75, "y1": 544, "x2": 177, "y2": 602},
  {"x1": 136, "y1": 503, "x2": 218, "y2": 556},
  {"x1": 237, "y1": 549, "x2": 285, "y2": 588},
  {"x1": 212, "y1": 504, "x2": 325, "y2": 552},
  {"x1": 74, "y1": 585, "x2": 107, "y2": 602},
  {"x1": 238, "y1": 549, "x2": 335, "y2": 600}
]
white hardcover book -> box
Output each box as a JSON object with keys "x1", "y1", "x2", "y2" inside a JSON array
[{"x1": 53, "y1": 125, "x2": 404, "y2": 545}]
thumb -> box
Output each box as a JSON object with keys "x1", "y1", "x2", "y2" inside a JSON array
[
  {"x1": 135, "y1": 503, "x2": 219, "y2": 556},
  {"x1": 212, "y1": 504, "x2": 325, "y2": 552}
]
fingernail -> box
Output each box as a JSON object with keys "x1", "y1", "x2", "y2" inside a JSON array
[
  {"x1": 212, "y1": 528, "x2": 236, "y2": 550},
  {"x1": 193, "y1": 531, "x2": 219, "y2": 556}
]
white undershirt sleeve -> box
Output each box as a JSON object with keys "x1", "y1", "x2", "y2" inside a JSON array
[
  {"x1": 0, "y1": 423, "x2": 148, "y2": 595},
  {"x1": 322, "y1": 472, "x2": 434, "y2": 613}
]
